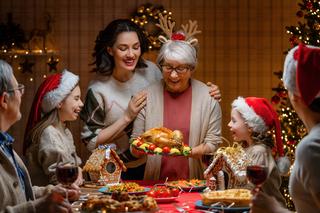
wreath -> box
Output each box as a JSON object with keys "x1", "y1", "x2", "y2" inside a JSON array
[{"x1": 131, "y1": 3, "x2": 173, "y2": 50}]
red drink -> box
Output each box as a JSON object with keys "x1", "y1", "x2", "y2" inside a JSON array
[
  {"x1": 56, "y1": 166, "x2": 78, "y2": 185},
  {"x1": 246, "y1": 165, "x2": 268, "y2": 186}
]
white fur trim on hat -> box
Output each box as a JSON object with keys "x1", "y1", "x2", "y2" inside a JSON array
[
  {"x1": 277, "y1": 156, "x2": 291, "y2": 176},
  {"x1": 41, "y1": 69, "x2": 79, "y2": 113},
  {"x1": 283, "y1": 44, "x2": 320, "y2": 99},
  {"x1": 232, "y1": 97, "x2": 267, "y2": 133},
  {"x1": 283, "y1": 45, "x2": 299, "y2": 94}
]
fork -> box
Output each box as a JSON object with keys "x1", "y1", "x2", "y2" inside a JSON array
[{"x1": 173, "y1": 204, "x2": 188, "y2": 213}]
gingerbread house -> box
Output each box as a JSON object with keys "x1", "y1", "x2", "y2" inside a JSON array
[
  {"x1": 83, "y1": 147, "x2": 127, "y2": 185},
  {"x1": 204, "y1": 143, "x2": 251, "y2": 190}
]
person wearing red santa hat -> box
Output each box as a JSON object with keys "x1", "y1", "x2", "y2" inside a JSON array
[
  {"x1": 23, "y1": 69, "x2": 84, "y2": 187},
  {"x1": 229, "y1": 96, "x2": 289, "y2": 207},
  {"x1": 251, "y1": 44, "x2": 320, "y2": 213},
  {"x1": 0, "y1": 60, "x2": 80, "y2": 212}
]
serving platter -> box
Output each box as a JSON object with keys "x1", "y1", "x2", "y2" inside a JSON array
[
  {"x1": 98, "y1": 186, "x2": 150, "y2": 195},
  {"x1": 131, "y1": 143, "x2": 191, "y2": 157}
]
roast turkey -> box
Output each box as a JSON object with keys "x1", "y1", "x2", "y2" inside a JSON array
[{"x1": 140, "y1": 127, "x2": 184, "y2": 149}]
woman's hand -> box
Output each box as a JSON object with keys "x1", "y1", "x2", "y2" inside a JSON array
[
  {"x1": 207, "y1": 82, "x2": 221, "y2": 101},
  {"x1": 188, "y1": 148, "x2": 202, "y2": 159},
  {"x1": 124, "y1": 91, "x2": 147, "y2": 122}
]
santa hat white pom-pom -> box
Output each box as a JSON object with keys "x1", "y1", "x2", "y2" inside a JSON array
[{"x1": 277, "y1": 156, "x2": 291, "y2": 176}]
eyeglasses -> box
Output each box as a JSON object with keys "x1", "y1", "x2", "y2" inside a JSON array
[
  {"x1": 161, "y1": 64, "x2": 193, "y2": 74},
  {"x1": 7, "y1": 83, "x2": 25, "y2": 95}
]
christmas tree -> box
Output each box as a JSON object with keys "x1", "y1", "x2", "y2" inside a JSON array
[{"x1": 271, "y1": 0, "x2": 320, "y2": 210}]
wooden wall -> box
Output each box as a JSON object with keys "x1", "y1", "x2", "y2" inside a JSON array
[{"x1": 0, "y1": 0, "x2": 298, "y2": 161}]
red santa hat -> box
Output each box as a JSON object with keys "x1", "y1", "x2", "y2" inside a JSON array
[
  {"x1": 283, "y1": 43, "x2": 320, "y2": 105},
  {"x1": 232, "y1": 97, "x2": 290, "y2": 175},
  {"x1": 23, "y1": 69, "x2": 79, "y2": 154}
]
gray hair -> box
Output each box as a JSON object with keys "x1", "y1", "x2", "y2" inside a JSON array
[
  {"x1": 156, "y1": 41, "x2": 197, "y2": 68},
  {"x1": 0, "y1": 60, "x2": 14, "y2": 96}
]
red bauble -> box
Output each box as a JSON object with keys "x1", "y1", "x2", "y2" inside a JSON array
[
  {"x1": 306, "y1": 1, "x2": 313, "y2": 9},
  {"x1": 296, "y1": 10, "x2": 304, "y2": 18},
  {"x1": 271, "y1": 95, "x2": 281, "y2": 105},
  {"x1": 288, "y1": 140, "x2": 296, "y2": 145},
  {"x1": 289, "y1": 36, "x2": 297, "y2": 43},
  {"x1": 279, "y1": 91, "x2": 287, "y2": 98}
]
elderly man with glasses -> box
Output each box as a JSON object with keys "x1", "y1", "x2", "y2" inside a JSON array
[{"x1": 0, "y1": 59, "x2": 80, "y2": 212}]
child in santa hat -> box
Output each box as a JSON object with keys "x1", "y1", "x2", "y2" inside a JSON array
[
  {"x1": 251, "y1": 44, "x2": 320, "y2": 212},
  {"x1": 229, "y1": 96, "x2": 290, "y2": 207},
  {"x1": 23, "y1": 70, "x2": 84, "y2": 186}
]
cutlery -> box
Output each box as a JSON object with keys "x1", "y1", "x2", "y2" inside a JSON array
[{"x1": 173, "y1": 204, "x2": 188, "y2": 213}]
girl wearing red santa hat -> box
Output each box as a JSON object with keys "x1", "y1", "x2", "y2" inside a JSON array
[
  {"x1": 23, "y1": 70, "x2": 84, "y2": 186},
  {"x1": 251, "y1": 44, "x2": 320, "y2": 212},
  {"x1": 229, "y1": 96, "x2": 290, "y2": 207}
]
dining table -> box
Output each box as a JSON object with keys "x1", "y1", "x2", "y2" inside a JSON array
[
  {"x1": 73, "y1": 180, "x2": 205, "y2": 212},
  {"x1": 73, "y1": 180, "x2": 248, "y2": 213}
]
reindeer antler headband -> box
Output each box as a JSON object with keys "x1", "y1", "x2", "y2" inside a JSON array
[{"x1": 156, "y1": 14, "x2": 201, "y2": 46}]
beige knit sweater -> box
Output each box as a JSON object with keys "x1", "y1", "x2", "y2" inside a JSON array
[
  {"x1": 246, "y1": 144, "x2": 286, "y2": 206},
  {"x1": 131, "y1": 79, "x2": 222, "y2": 180},
  {"x1": 25, "y1": 123, "x2": 82, "y2": 186}
]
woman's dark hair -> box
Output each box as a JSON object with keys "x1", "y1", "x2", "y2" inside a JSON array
[{"x1": 92, "y1": 19, "x2": 149, "y2": 75}]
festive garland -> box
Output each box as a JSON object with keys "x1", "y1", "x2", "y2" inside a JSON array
[{"x1": 131, "y1": 3, "x2": 173, "y2": 50}]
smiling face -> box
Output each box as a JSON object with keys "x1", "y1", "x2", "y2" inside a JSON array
[
  {"x1": 228, "y1": 108, "x2": 252, "y2": 143},
  {"x1": 162, "y1": 59, "x2": 193, "y2": 93},
  {"x1": 58, "y1": 86, "x2": 83, "y2": 122},
  {"x1": 107, "y1": 31, "x2": 141, "y2": 73}
]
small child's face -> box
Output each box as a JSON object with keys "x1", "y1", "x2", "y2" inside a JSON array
[
  {"x1": 228, "y1": 108, "x2": 251, "y2": 142},
  {"x1": 58, "y1": 85, "x2": 83, "y2": 122}
]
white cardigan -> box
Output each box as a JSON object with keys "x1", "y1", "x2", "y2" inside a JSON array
[{"x1": 131, "y1": 79, "x2": 222, "y2": 180}]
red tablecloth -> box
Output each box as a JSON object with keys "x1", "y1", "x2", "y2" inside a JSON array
[
  {"x1": 155, "y1": 191, "x2": 202, "y2": 213},
  {"x1": 131, "y1": 180, "x2": 204, "y2": 213}
]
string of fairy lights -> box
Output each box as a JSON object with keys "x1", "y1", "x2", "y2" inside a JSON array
[
  {"x1": 3, "y1": 2, "x2": 318, "y2": 210},
  {"x1": 0, "y1": 47, "x2": 59, "y2": 82},
  {"x1": 1, "y1": 4, "x2": 172, "y2": 81},
  {"x1": 286, "y1": 0, "x2": 320, "y2": 47},
  {"x1": 0, "y1": 13, "x2": 59, "y2": 81},
  {"x1": 130, "y1": 3, "x2": 173, "y2": 50},
  {"x1": 271, "y1": 0, "x2": 320, "y2": 210}
]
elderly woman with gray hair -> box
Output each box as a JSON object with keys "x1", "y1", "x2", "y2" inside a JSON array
[{"x1": 131, "y1": 17, "x2": 222, "y2": 181}]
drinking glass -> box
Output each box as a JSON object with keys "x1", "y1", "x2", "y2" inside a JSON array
[
  {"x1": 246, "y1": 153, "x2": 269, "y2": 191},
  {"x1": 55, "y1": 153, "x2": 79, "y2": 201}
]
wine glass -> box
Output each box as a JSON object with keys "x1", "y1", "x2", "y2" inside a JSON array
[
  {"x1": 246, "y1": 153, "x2": 269, "y2": 191},
  {"x1": 55, "y1": 154, "x2": 79, "y2": 201}
]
